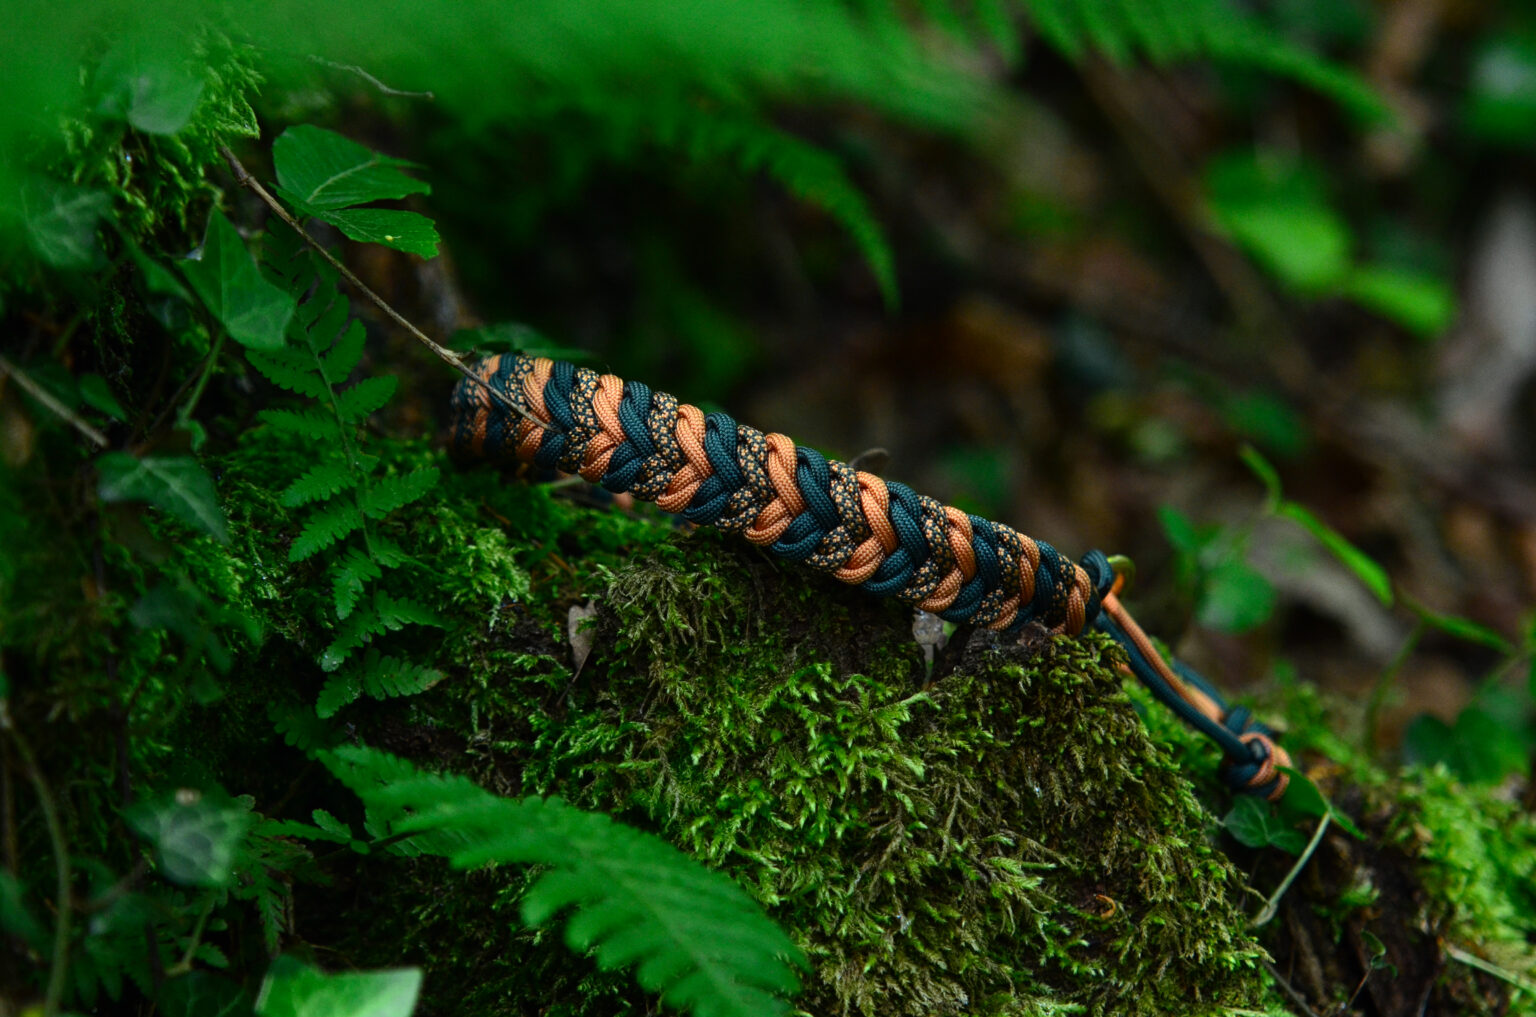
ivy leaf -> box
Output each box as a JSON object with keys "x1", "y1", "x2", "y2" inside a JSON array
[
  {"x1": 21, "y1": 178, "x2": 111, "y2": 270},
  {"x1": 256, "y1": 956, "x2": 422, "y2": 1017},
  {"x1": 1197, "y1": 558, "x2": 1276, "y2": 634},
  {"x1": 78, "y1": 374, "x2": 127, "y2": 421},
  {"x1": 182, "y1": 211, "x2": 296, "y2": 351},
  {"x1": 1222, "y1": 795, "x2": 1307, "y2": 854},
  {"x1": 95, "y1": 37, "x2": 205, "y2": 135},
  {"x1": 126, "y1": 789, "x2": 252, "y2": 887},
  {"x1": 1275, "y1": 767, "x2": 1365, "y2": 839},
  {"x1": 98, "y1": 452, "x2": 230, "y2": 543},
  {"x1": 272, "y1": 126, "x2": 430, "y2": 210},
  {"x1": 308, "y1": 207, "x2": 440, "y2": 258},
  {"x1": 155, "y1": 970, "x2": 249, "y2": 1017}
]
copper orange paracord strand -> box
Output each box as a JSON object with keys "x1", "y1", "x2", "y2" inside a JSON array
[{"x1": 451, "y1": 353, "x2": 1291, "y2": 800}]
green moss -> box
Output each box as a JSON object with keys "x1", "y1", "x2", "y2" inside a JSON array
[{"x1": 386, "y1": 535, "x2": 1265, "y2": 1017}]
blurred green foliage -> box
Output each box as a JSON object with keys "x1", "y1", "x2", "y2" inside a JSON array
[{"x1": 4, "y1": 1, "x2": 1535, "y2": 1014}]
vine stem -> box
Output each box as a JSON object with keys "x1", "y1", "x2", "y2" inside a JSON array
[
  {"x1": 0, "y1": 354, "x2": 108, "y2": 449},
  {"x1": 216, "y1": 145, "x2": 540, "y2": 429},
  {"x1": 1, "y1": 700, "x2": 72, "y2": 1015}
]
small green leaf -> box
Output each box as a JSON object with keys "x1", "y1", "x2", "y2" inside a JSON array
[
  {"x1": 1404, "y1": 707, "x2": 1531, "y2": 785},
  {"x1": 183, "y1": 211, "x2": 296, "y2": 351},
  {"x1": 1341, "y1": 265, "x2": 1455, "y2": 339},
  {"x1": 95, "y1": 38, "x2": 205, "y2": 135},
  {"x1": 1222, "y1": 795, "x2": 1306, "y2": 854},
  {"x1": 1276, "y1": 766, "x2": 1365, "y2": 839},
  {"x1": 311, "y1": 207, "x2": 439, "y2": 259},
  {"x1": 1463, "y1": 36, "x2": 1536, "y2": 145},
  {"x1": 1275, "y1": 502, "x2": 1393, "y2": 607},
  {"x1": 256, "y1": 956, "x2": 422, "y2": 1017},
  {"x1": 156, "y1": 971, "x2": 249, "y2": 1017},
  {"x1": 1197, "y1": 558, "x2": 1276, "y2": 634},
  {"x1": 272, "y1": 126, "x2": 430, "y2": 210},
  {"x1": 21, "y1": 178, "x2": 111, "y2": 269},
  {"x1": 1217, "y1": 201, "x2": 1351, "y2": 293},
  {"x1": 1238, "y1": 443, "x2": 1282, "y2": 510},
  {"x1": 0, "y1": 872, "x2": 47, "y2": 949},
  {"x1": 126, "y1": 789, "x2": 251, "y2": 887},
  {"x1": 1206, "y1": 150, "x2": 1351, "y2": 293},
  {"x1": 1408, "y1": 601, "x2": 1513, "y2": 654},
  {"x1": 98, "y1": 452, "x2": 230, "y2": 543},
  {"x1": 78, "y1": 374, "x2": 127, "y2": 421}
]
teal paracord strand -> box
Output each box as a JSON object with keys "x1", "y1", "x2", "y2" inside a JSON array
[{"x1": 451, "y1": 353, "x2": 1291, "y2": 799}]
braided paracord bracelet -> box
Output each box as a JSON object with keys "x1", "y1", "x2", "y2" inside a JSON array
[{"x1": 451, "y1": 353, "x2": 1292, "y2": 800}]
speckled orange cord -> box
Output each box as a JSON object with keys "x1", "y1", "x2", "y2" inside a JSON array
[{"x1": 453, "y1": 353, "x2": 1290, "y2": 800}]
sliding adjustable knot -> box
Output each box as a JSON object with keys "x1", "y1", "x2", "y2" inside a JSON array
[
  {"x1": 1219, "y1": 706, "x2": 1291, "y2": 801},
  {"x1": 451, "y1": 353, "x2": 1297, "y2": 802}
]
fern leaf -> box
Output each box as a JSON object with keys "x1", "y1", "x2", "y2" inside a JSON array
[
  {"x1": 1018, "y1": 0, "x2": 1389, "y2": 122},
  {"x1": 247, "y1": 347, "x2": 328, "y2": 399},
  {"x1": 361, "y1": 467, "x2": 438, "y2": 518},
  {"x1": 1022, "y1": 0, "x2": 1083, "y2": 58},
  {"x1": 1077, "y1": 0, "x2": 1131, "y2": 64},
  {"x1": 316, "y1": 670, "x2": 364, "y2": 718},
  {"x1": 321, "y1": 318, "x2": 367, "y2": 382},
  {"x1": 336, "y1": 375, "x2": 398, "y2": 425},
  {"x1": 681, "y1": 116, "x2": 897, "y2": 307},
  {"x1": 356, "y1": 648, "x2": 444, "y2": 701},
  {"x1": 331, "y1": 547, "x2": 384, "y2": 620},
  {"x1": 317, "y1": 592, "x2": 440, "y2": 671},
  {"x1": 289, "y1": 499, "x2": 365, "y2": 562},
  {"x1": 267, "y1": 700, "x2": 335, "y2": 754},
  {"x1": 319, "y1": 603, "x2": 383, "y2": 672},
  {"x1": 259, "y1": 406, "x2": 340, "y2": 441},
  {"x1": 280, "y1": 459, "x2": 359, "y2": 508},
  {"x1": 374, "y1": 593, "x2": 443, "y2": 630},
  {"x1": 322, "y1": 746, "x2": 806, "y2": 1017},
  {"x1": 370, "y1": 536, "x2": 409, "y2": 568}
]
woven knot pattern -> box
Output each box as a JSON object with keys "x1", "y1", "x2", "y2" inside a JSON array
[{"x1": 452, "y1": 353, "x2": 1104, "y2": 634}]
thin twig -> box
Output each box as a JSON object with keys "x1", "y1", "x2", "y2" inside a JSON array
[
  {"x1": 216, "y1": 145, "x2": 542, "y2": 430},
  {"x1": 1445, "y1": 942, "x2": 1536, "y2": 996},
  {"x1": 308, "y1": 57, "x2": 436, "y2": 100},
  {"x1": 0, "y1": 354, "x2": 108, "y2": 449},
  {"x1": 1260, "y1": 958, "x2": 1324, "y2": 1017},
  {"x1": 1252, "y1": 814, "x2": 1331, "y2": 928},
  {"x1": 2, "y1": 700, "x2": 72, "y2": 1015}
]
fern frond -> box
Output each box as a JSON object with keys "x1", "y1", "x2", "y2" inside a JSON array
[
  {"x1": 267, "y1": 700, "x2": 335, "y2": 754},
  {"x1": 322, "y1": 746, "x2": 806, "y2": 1017},
  {"x1": 289, "y1": 499, "x2": 365, "y2": 562},
  {"x1": 1018, "y1": 0, "x2": 1389, "y2": 121},
  {"x1": 315, "y1": 651, "x2": 441, "y2": 717},
  {"x1": 370, "y1": 536, "x2": 409, "y2": 568},
  {"x1": 316, "y1": 670, "x2": 363, "y2": 718},
  {"x1": 668, "y1": 112, "x2": 897, "y2": 306},
  {"x1": 280, "y1": 459, "x2": 359, "y2": 508},
  {"x1": 336, "y1": 375, "x2": 399, "y2": 425},
  {"x1": 331, "y1": 547, "x2": 385, "y2": 619},
  {"x1": 358, "y1": 649, "x2": 444, "y2": 700},
  {"x1": 360, "y1": 467, "x2": 438, "y2": 519},
  {"x1": 259, "y1": 406, "x2": 340, "y2": 441},
  {"x1": 374, "y1": 593, "x2": 444, "y2": 630},
  {"x1": 317, "y1": 592, "x2": 442, "y2": 672},
  {"x1": 320, "y1": 318, "x2": 367, "y2": 382},
  {"x1": 247, "y1": 347, "x2": 329, "y2": 399},
  {"x1": 320, "y1": 604, "x2": 381, "y2": 672}
]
